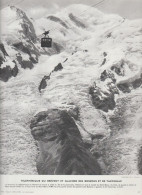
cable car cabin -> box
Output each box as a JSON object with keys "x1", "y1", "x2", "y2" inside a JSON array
[{"x1": 41, "y1": 37, "x2": 52, "y2": 48}]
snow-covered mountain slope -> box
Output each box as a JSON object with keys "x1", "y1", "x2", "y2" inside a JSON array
[
  {"x1": 0, "y1": 6, "x2": 63, "y2": 82},
  {"x1": 0, "y1": 4, "x2": 142, "y2": 174},
  {"x1": 0, "y1": 6, "x2": 39, "y2": 81}
]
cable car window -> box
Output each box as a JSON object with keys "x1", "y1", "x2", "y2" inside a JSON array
[{"x1": 41, "y1": 37, "x2": 52, "y2": 48}]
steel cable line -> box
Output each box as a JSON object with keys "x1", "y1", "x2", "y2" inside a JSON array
[
  {"x1": 4, "y1": 0, "x2": 106, "y2": 37},
  {"x1": 49, "y1": 0, "x2": 106, "y2": 34},
  {"x1": 4, "y1": 0, "x2": 125, "y2": 55},
  {"x1": 37, "y1": 0, "x2": 106, "y2": 39},
  {"x1": 104, "y1": 17, "x2": 125, "y2": 36},
  {"x1": 37, "y1": 0, "x2": 83, "y2": 34},
  {"x1": 79, "y1": 0, "x2": 106, "y2": 16}
]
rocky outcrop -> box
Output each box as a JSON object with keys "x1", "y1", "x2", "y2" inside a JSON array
[
  {"x1": 0, "y1": 43, "x2": 9, "y2": 57},
  {"x1": 16, "y1": 54, "x2": 33, "y2": 69},
  {"x1": 100, "y1": 70, "x2": 116, "y2": 83},
  {"x1": 38, "y1": 63, "x2": 63, "y2": 92},
  {"x1": 38, "y1": 75, "x2": 51, "y2": 92},
  {"x1": 47, "y1": 16, "x2": 69, "y2": 29},
  {"x1": 13, "y1": 42, "x2": 39, "y2": 62},
  {"x1": 0, "y1": 43, "x2": 8, "y2": 66},
  {"x1": 0, "y1": 63, "x2": 18, "y2": 82},
  {"x1": 117, "y1": 73, "x2": 142, "y2": 93},
  {"x1": 69, "y1": 13, "x2": 86, "y2": 28},
  {"x1": 30, "y1": 109, "x2": 102, "y2": 175},
  {"x1": 0, "y1": 44, "x2": 18, "y2": 81},
  {"x1": 89, "y1": 85, "x2": 116, "y2": 112},
  {"x1": 53, "y1": 63, "x2": 63, "y2": 72},
  {"x1": 10, "y1": 6, "x2": 37, "y2": 43},
  {"x1": 90, "y1": 68, "x2": 142, "y2": 112},
  {"x1": 89, "y1": 70, "x2": 118, "y2": 112},
  {"x1": 138, "y1": 146, "x2": 142, "y2": 175},
  {"x1": 117, "y1": 83, "x2": 131, "y2": 93},
  {"x1": 111, "y1": 60, "x2": 125, "y2": 76},
  {"x1": 11, "y1": 61, "x2": 18, "y2": 76}
]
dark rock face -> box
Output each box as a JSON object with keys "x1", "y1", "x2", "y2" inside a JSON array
[
  {"x1": 11, "y1": 61, "x2": 18, "y2": 77},
  {"x1": 21, "y1": 22, "x2": 36, "y2": 43},
  {"x1": 103, "y1": 52, "x2": 107, "y2": 57},
  {"x1": 90, "y1": 70, "x2": 118, "y2": 112},
  {"x1": 111, "y1": 66, "x2": 124, "y2": 76},
  {"x1": 132, "y1": 75, "x2": 142, "y2": 89},
  {"x1": 38, "y1": 62, "x2": 63, "y2": 92},
  {"x1": 10, "y1": 6, "x2": 37, "y2": 43},
  {"x1": 0, "y1": 43, "x2": 18, "y2": 81},
  {"x1": 138, "y1": 146, "x2": 142, "y2": 175},
  {"x1": 117, "y1": 74, "x2": 142, "y2": 93},
  {"x1": 0, "y1": 43, "x2": 9, "y2": 57},
  {"x1": 47, "y1": 16, "x2": 69, "y2": 29},
  {"x1": 69, "y1": 13, "x2": 86, "y2": 28},
  {"x1": 13, "y1": 42, "x2": 39, "y2": 61},
  {"x1": 89, "y1": 86, "x2": 116, "y2": 112},
  {"x1": 117, "y1": 83, "x2": 131, "y2": 93},
  {"x1": 38, "y1": 75, "x2": 51, "y2": 92},
  {"x1": 21, "y1": 61, "x2": 33, "y2": 69},
  {"x1": 89, "y1": 69, "x2": 119, "y2": 112},
  {"x1": 0, "y1": 56, "x2": 4, "y2": 66},
  {"x1": 53, "y1": 63, "x2": 63, "y2": 72},
  {"x1": 111, "y1": 61, "x2": 125, "y2": 76},
  {"x1": 12, "y1": 41, "x2": 40, "y2": 70},
  {"x1": 101, "y1": 58, "x2": 106, "y2": 66},
  {"x1": 0, "y1": 63, "x2": 18, "y2": 82},
  {"x1": 100, "y1": 70, "x2": 116, "y2": 83},
  {"x1": 0, "y1": 43, "x2": 8, "y2": 66},
  {"x1": 30, "y1": 109, "x2": 101, "y2": 175},
  {"x1": 0, "y1": 66, "x2": 12, "y2": 82},
  {"x1": 16, "y1": 54, "x2": 33, "y2": 69}
]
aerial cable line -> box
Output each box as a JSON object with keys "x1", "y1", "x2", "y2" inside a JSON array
[
  {"x1": 79, "y1": 0, "x2": 106, "y2": 16},
  {"x1": 5, "y1": 0, "x2": 105, "y2": 36},
  {"x1": 104, "y1": 17, "x2": 125, "y2": 36},
  {"x1": 38, "y1": 0, "x2": 83, "y2": 32},
  {"x1": 40, "y1": 0, "x2": 107, "y2": 48},
  {"x1": 49, "y1": 0, "x2": 106, "y2": 33},
  {"x1": 37, "y1": 0, "x2": 106, "y2": 39}
]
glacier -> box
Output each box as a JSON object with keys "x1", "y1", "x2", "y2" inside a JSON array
[{"x1": 0, "y1": 4, "x2": 142, "y2": 175}]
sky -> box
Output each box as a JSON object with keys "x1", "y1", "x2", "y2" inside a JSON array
[{"x1": 1, "y1": 0, "x2": 142, "y2": 19}]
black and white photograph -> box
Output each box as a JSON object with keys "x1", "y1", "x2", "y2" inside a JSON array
[{"x1": 0, "y1": 0, "x2": 142, "y2": 176}]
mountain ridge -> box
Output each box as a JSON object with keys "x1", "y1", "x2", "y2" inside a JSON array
[{"x1": 0, "y1": 4, "x2": 142, "y2": 175}]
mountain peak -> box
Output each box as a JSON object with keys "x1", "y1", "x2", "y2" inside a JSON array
[{"x1": 1, "y1": 5, "x2": 36, "y2": 44}]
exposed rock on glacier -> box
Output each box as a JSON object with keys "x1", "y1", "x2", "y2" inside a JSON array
[
  {"x1": 1, "y1": 6, "x2": 42, "y2": 81},
  {"x1": 30, "y1": 109, "x2": 102, "y2": 175},
  {"x1": 138, "y1": 146, "x2": 142, "y2": 174},
  {"x1": 38, "y1": 75, "x2": 51, "y2": 92},
  {"x1": 0, "y1": 43, "x2": 9, "y2": 57},
  {"x1": 9, "y1": 6, "x2": 37, "y2": 43},
  {"x1": 68, "y1": 13, "x2": 86, "y2": 28},
  {"x1": 53, "y1": 63, "x2": 63, "y2": 72},
  {"x1": 16, "y1": 54, "x2": 34, "y2": 69},
  {"x1": 89, "y1": 70, "x2": 118, "y2": 112},
  {"x1": 0, "y1": 63, "x2": 18, "y2": 82},
  {"x1": 0, "y1": 3, "x2": 142, "y2": 175},
  {"x1": 0, "y1": 43, "x2": 18, "y2": 81},
  {"x1": 117, "y1": 73, "x2": 142, "y2": 93},
  {"x1": 47, "y1": 15, "x2": 69, "y2": 29}
]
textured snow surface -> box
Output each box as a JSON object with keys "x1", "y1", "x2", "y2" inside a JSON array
[{"x1": 0, "y1": 4, "x2": 142, "y2": 174}]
